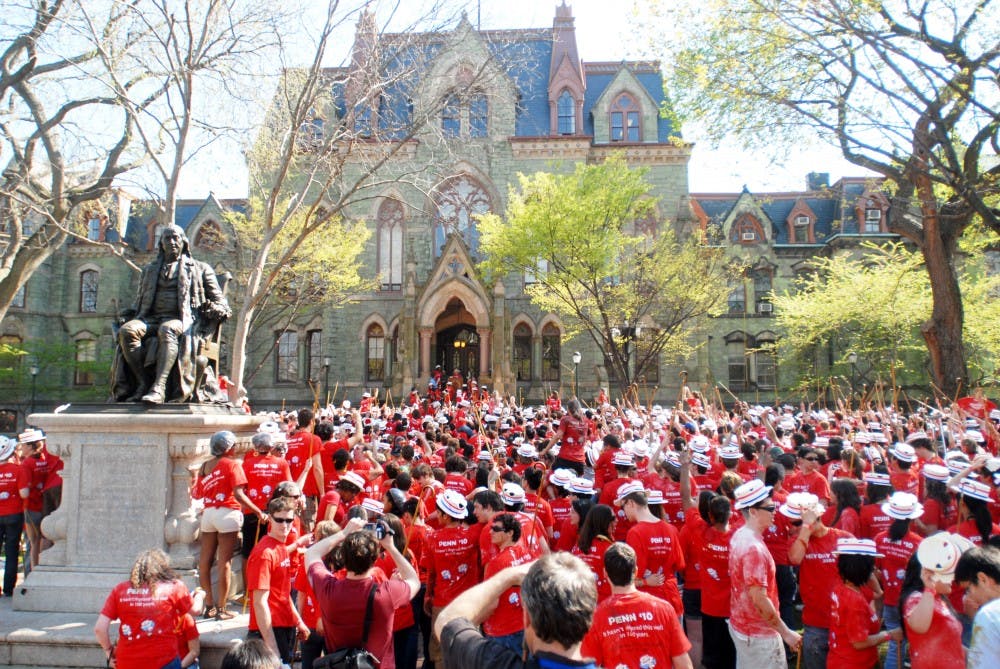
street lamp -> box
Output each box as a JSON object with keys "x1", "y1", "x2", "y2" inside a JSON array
[
  {"x1": 572, "y1": 351, "x2": 581, "y2": 399},
  {"x1": 847, "y1": 351, "x2": 858, "y2": 403},
  {"x1": 29, "y1": 362, "x2": 39, "y2": 416},
  {"x1": 322, "y1": 356, "x2": 331, "y2": 404}
]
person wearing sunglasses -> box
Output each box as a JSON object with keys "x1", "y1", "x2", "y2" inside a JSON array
[
  {"x1": 482, "y1": 513, "x2": 531, "y2": 654},
  {"x1": 728, "y1": 480, "x2": 802, "y2": 668},
  {"x1": 785, "y1": 447, "x2": 832, "y2": 506},
  {"x1": 246, "y1": 496, "x2": 310, "y2": 666}
]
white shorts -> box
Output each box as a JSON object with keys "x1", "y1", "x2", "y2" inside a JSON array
[{"x1": 200, "y1": 506, "x2": 242, "y2": 533}]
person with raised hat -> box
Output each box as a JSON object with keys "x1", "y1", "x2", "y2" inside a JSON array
[
  {"x1": 421, "y1": 488, "x2": 479, "y2": 669},
  {"x1": 828, "y1": 538, "x2": 897, "y2": 669},
  {"x1": 617, "y1": 480, "x2": 686, "y2": 617},
  {"x1": 873, "y1": 491, "x2": 924, "y2": 669},
  {"x1": 17, "y1": 427, "x2": 61, "y2": 571},
  {"x1": 786, "y1": 490, "x2": 852, "y2": 669},
  {"x1": 728, "y1": 479, "x2": 802, "y2": 666},
  {"x1": 955, "y1": 545, "x2": 1000, "y2": 669},
  {"x1": 0, "y1": 436, "x2": 23, "y2": 597},
  {"x1": 900, "y1": 532, "x2": 969, "y2": 668}
]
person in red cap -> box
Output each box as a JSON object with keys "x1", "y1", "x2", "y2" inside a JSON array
[
  {"x1": 618, "y1": 481, "x2": 685, "y2": 617},
  {"x1": 582, "y1": 542, "x2": 693, "y2": 669},
  {"x1": 728, "y1": 479, "x2": 801, "y2": 668}
]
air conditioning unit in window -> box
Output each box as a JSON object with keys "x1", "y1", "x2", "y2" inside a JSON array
[
  {"x1": 741, "y1": 232, "x2": 756, "y2": 241},
  {"x1": 758, "y1": 302, "x2": 773, "y2": 314},
  {"x1": 795, "y1": 216, "x2": 810, "y2": 226}
]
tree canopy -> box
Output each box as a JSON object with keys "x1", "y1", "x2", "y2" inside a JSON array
[
  {"x1": 479, "y1": 156, "x2": 733, "y2": 392},
  {"x1": 641, "y1": 0, "x2": 1000, "y2": 396}
]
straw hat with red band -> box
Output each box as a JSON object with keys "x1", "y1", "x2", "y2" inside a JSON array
[
  {"x1": 863, "y1": 472, "x2": 892, "y2": 487},
  {"x1": 834, "y1": 538, "x2": 883, "y2": 557},
  {"x1": 881, "y1": 492, "x2": 924, "y2": 520},
  {"x1": 921, "y1": 464, "x2": 949, "y2": 482},
  {"x1": 691, "y1": 452, "x2": 711, "y2": 469},
  {"x1": 0, "y1": 436, "x2": 15, "y2": 462},
  {"x1": 361, "y1": 497, "x2": 385, "y2": 516},
  {"x1": 339, "y1": 471, "x2": 366, "y2": 492},
  {"x1": 501, "y1": 482, "x2": 526, "y2": 506},
  {"x1": 436, "y1": 489, "x2": 468, "y2": 519},
  {"x1": 956, "y1": 479, "x2": 992, "y2": 502},
  {"x1": 18, "y1": 428, "x2": 44, "y2": 444},
  {"x1": 614, "y1": 480, "x2": 646, "y2": 505},
  {"x1": 568, "y1": 477, "x2": 595, "y2": 496},
  {"x1": 734, "y1": 480, "x2": 773, "y2": 510},
  {"x1": 889, "y1": 443, "x2": 916, "y2": 463},
  {"x1": 779, "y1": 492, "x2": 824, "y2": 519},
  {"x1": 645, "y1": 490, "x2": 665, "y2": 505},
  {"x1": 611, "y1": 452, "x2": 635, "y2": 468},
  {"x1": 917, "y1": 532, "x2": 965, "y2": 578},
  {"x1": 548, "y1": 468, "x2": 574, "y2": 489}
]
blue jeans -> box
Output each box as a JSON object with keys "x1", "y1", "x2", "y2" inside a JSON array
[
  {"x1": 394, "y1": 625, "x2": 418, "y2": 669},
  {"x1": 883, "y1": 603, "x2": 906, "y2": 669},
  {"x1": 487, "y1": 630, "x2": 525, "y2": 656},
  {"x1": 801, "y1": 625, "x2": 828, "y2": 669},
  {"x1": 0, "y1": 512, "x2": 23, "y2": 595}
]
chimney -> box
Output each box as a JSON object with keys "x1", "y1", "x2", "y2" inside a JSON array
[{"x1": 807, "y1": 172, "x2": 829, "y2": 191}]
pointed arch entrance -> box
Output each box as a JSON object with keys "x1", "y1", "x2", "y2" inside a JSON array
[
  {"x1": 417, "y1": 276, "x2": 491, "y2": 382},
  {"x1": 435, "y1": 298, "x2": 480, "y2": 378}
]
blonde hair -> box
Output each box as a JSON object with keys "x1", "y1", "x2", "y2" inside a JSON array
[{"x1": 129, "y1": 549, "x2": 177, "y2": 593}]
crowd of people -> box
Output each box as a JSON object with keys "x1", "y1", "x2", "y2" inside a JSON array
[{"x1": 9, "y1": 377, "x2": 1000, "y2": 668}]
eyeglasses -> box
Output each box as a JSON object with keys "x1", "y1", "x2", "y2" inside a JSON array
[
  {"x1": 490, "y1": 526, "x2": 507, "y2": 533},
  {"x1": 753, "y1": 505, "x2": 777, "y2": 513},
  {"x1": 271, "y1": 516, "x2": 296, "y2": 524},
  {"x1": 803, "y1": 457, "x2": 819, "y2": 462}
]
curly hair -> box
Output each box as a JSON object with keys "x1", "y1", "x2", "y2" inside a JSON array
[{"x1": 129, "y1": 549, "x2": 178, "y2": 594}]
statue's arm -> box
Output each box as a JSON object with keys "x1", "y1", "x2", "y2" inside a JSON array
[{"x1": 199, "y1": 263, "x2": 232, "y2": 319}]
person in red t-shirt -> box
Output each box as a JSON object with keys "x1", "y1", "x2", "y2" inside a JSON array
[
  {"x1": 174, "y1": 613, "x2": 200, "y2": 669},
  {"x1": 246, "y1": 496, "x2": 310, "y2": 664},
  {"x1": 241, "y1": 431, "x2": 293, "y2": 583},
  {"x1": 285, "y1": 408, "x2": 322, "y2": 527},
  {"x1": 618, "y1": 481, "x2": 685, "y2": 616},
  {"x1": 94, "y1": 548, "x2": 206, "y2": 669},
  {"x1": 482, "y1": 513, "x2": 533, "y2": 653},
  {"x1": 572, "y1": 504, "x2": 616, "y2": 603},
  {"x1": 874, "y1": 491, "x2": 923, "y2": 669},
  {"x1": 581, "y1": 542, "x2": 693, "y2": 669},
  {"x1": 0, "y1": 436, "x2": 24, "y2": 596},
  {"x1": 541, "y1": 399, "x2": 588, "y2": 476},
  {"x1": 900, "y1": 532, "x2": 967, "y2": 669},
  {"x1": 858, "y1": 473, "x2": 894, "y2": 540},
  {"x1": 828, "y1": 538, "x2": 898, "y2": 669},
  {"x1": 785, "y1": 447, "x2": 832, "y2": 504},
  {"x1": 17, "y1": 428, "x2": 59, "y2": 569}
]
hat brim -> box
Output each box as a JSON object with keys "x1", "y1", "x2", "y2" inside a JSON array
[
  {"x1": 734, "y1": 484, "x2": 773, "y2": 510},
  {"x1": 880, "y1": 501, "x2": 925, "y2": 520}
]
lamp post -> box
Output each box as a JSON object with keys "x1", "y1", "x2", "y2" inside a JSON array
[
  {"x1": 323, "y1": 356, "x2": 331, "y2": 405},
  {"x1": 572, "y1": 351, "x2": 581, "y2": 399},
  {"x1": 29, "y1": 362, "x2": 39, "y2": 416},
  {"x1": 847, "y1": 351, "x2": 858, "y2": 405}
]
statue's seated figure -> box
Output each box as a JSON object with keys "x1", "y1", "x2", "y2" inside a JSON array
[{"x1": 112, "y1": 225, "x2": 232, "y2": 404}]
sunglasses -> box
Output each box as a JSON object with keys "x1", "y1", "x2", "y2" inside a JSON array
[
  {"x1": 803, "y1": 457, "x2": 819, "y2": 462},
  {"x1": 753, "y1": 505, "x2": 777, "y2": 513},
  {"x1": 490, "y1": 526, "x2": 507, "y2": 533},
  {"x1": 271, "y1": 516, "x2": 296, "y2": 524}
]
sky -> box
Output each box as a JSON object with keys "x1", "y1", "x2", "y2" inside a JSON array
[{"x1": 175, "y1": 0, "x2": 874, "y2": 200}]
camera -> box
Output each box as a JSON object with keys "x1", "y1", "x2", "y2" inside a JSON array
[{"x1": 364, "y1": 521, "x2": 392, "y2": 539}]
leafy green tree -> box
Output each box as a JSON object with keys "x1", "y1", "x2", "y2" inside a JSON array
[
  {"x1": 479, "y1": 157, "x2": 733, "y2": 393},
  {"x1": 643, "y1": 0, "x2": 1000, "y2": 397}
]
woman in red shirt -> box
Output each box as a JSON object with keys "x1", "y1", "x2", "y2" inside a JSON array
[
  {"x1": 828, "y1": 478, "x2": 863, "y2": 536},
  {"x1": 828, "y1": 538, "x2": 897, "y2": 669},
  {"x1": 192, "y1": 431, "x2": 260, "y2": 619},
  {"x1": 572, "y1": 503, "x2": 615, "y2": 602},
  {"x1": 899, "y1": 533, "x2": 967, "y2": 668}
]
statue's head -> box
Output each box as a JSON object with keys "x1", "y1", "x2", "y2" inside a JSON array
[{"x1": 158, "y1": 224, "x2": 190, "y2": 260}]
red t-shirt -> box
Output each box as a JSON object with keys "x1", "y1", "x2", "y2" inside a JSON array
[
  {"x1": 549, "y1": 497, "x2": 573, "y2": 544},
  {"x1": 100, "y1": 579, "x2": 193, "y2": 669},
  {"x1": 761, "y1": 505, "x2": 794, "y2": 566},
  {"x1": 242, "y1": 454, "x2": 292, "y2": 511},
  {"x1": 523, "y1": 494, "x2": 554, "y2": 532},
  {"x1": 482, "y1": 543, "x2": 533, "y2": 636},
  {"x1": 421, "y1": 524, "x2": 479, "y2": 607},
  {"x1": 373, "y1": 552, "x2": 417, "y2": 631},
  {"x1": 890, "y1": 470, "x2": 919, "y2": 495},
  {"x1": 174, "y1": 613, "x2": 198, "y2": 661},
  {"x1": 572, "y1": 536, "x2": 614, "y2": 602},
  {"x1": 903, "y1": 591, "x2": 966, "y2": 668},
  {"x1": 696, "y1": 517, "x2": 736, "y2": 617},
  {"x1": 798, "y1": 528, "x2": 852, "y2": 628},
  {"x1": 19, "y1": 450, "x2": 58, "y2": 512},
  {"x1": 285, "y1": 430, "x2": 321, "y2": 496},
  {"x1": 678, "y1": 514, "x2": 704, "y2": 590},
  {"x1": 317, "y1": 490, "x2": 341, "y2": 525},
  {"x1": 308, "y1": 566, "x2": 412, "y2": 669},
  {"x1": 293, "y1": 563, "x2": 321, "y2": 629},
  {"x1": 626, "y1": 519, "x2": 685, "y2": 615},
  {"x1": 316, "y1": 438, "x2": 350, "y2": 492},
  {"x1": 785, "y1": 470, "x2": 832, "y2": 503},
  {"x1": 729, "y1": 526, "x2": 779, "y2": 638},
  {"x1": 246, "y1": 535, "x2": 297, "y2": 630},
  {"x1": 592, "y1": 448, "x2": 618, "y2": 492},
  {"x1": 874, "y1": 530, "x2": 921, "y2": 606},
  {"x1": 581, "y1": 590, "x2": 692, "y2": 668},
  {"x1": 556, "y1": 414, "x2": 587, "y2": 463},
  {"x1": 828, "y1": 583, "x2": 880, "y2": 669},
  {"x1": 0, "y1": 461, "x2": 23, "y2": 515},
  {"x1": 196, "y1": 457, "x2": 246, "y2": 509},
  {"x1": 918, "y1": 498, "x2": 956, "y2": 535},
  {"x1": 598, "y1": 476, "x2": 633, "y2": 508},
  {"x1": 443, "y1": 472, "x2": 473, "y2": 497},
  {"x1": 859, "y1": 503, "x2": 893, "y2": 540}
]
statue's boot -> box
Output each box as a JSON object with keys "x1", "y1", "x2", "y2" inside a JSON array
[
  {"x1": 141, "y1": 335, "x2": 179, "y2": 404},
  {"x1": 121, "y1": 345, "x2": 150, "y2": 402}
]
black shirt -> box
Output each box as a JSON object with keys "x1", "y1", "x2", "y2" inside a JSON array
[{"x1": 440, "y1": 618, "x2": 598, "y2": 669}]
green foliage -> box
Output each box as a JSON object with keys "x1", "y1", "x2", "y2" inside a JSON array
[
  {"x1": 479, "y1": 156, "x2": 733, "y2": 389},
  {"x1": 0, "y1": 340, "x2": 112, "y2": 405}
]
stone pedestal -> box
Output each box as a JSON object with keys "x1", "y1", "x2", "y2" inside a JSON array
[{"x1": 13, "y1": 405, "x2": 260, "y2": 613}]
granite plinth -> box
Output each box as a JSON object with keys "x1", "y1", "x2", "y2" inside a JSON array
[{"x1": 13, "y1": 407, "x2": 261, "y2": 613}]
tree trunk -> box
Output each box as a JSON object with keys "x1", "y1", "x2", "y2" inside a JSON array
[{"x1": 920, "y1": 235, "x2": 968, "y2": 399}]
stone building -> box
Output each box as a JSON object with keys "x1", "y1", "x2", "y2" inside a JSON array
[{"x1": 0, "y1": 4, "x2": 902, "y2": 423}]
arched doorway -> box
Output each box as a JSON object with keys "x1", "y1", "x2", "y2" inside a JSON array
[{"x1": 434, "y1": 298, "x2": 479, "y2": 379}]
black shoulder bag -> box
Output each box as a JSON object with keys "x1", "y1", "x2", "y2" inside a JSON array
[{"x1": 315, "y1": 583, "x2": 380, "y2": 669}]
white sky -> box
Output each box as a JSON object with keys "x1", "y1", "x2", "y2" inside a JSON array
[{"x1": 175, "y1": 0, "x2": 874, "y2": 199}]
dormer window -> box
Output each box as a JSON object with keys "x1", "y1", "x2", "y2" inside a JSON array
[
  {"x1": 610, "y1": 93, "x2": 640, "y2": 142},
  {"x1": 557, "y1": 91, "x2": 575, "y2": 135},
  {"x1": 731, "y1": 214, "x2": 765, "y2": 245},
  {"x1": 793, "y1": 216, "x2": 810, "y2": 243},
  {"x1": 864, "y1": 208, "x2": 882, "y2": 233}
]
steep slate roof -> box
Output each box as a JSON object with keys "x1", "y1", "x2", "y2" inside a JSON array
[
  {"x1": 123, "y1": 196, "x2": 245, "y2": 251},
  {"x1": 583, "y1": 62, "x2": 676, "y2": 141}
]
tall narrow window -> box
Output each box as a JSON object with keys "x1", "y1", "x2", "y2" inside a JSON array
[
  {"x1": 726, "y1": 333, "x2": 747, "y2": 391},
  {"x1": 276, "y1": 331, "x2": 298, "y2": 383},
  {"x1": 433, "y1": 175, "x2": 491, "y2": 257},
  {"x1": 74, "y1": 338, "x2": 96, "y2": 386},
  {"x1": 512, "y1": 323, "x2": 532, "y2": 381},
  {"x1": 541, "y1": 323, "x2": 561, "y2": 382},
  {"x1": 441, "y1": 95, "x2": 461, "y2": 138},
  {"x1": 557, "y1": 90, "x2": 575, "y2": 135},
  {"x1": 610, "y1": 94, "x2": 640, "y2": 142},
  {"x1": 11, "y1": 286, "x2": 24, "y2": 308},
  {"x1": 376, "y1": 199, "x2": 404, "y2": 290},
  {"x1": 87, "y1": 217, "x2": 101, "y2": 241},
  {"x1": 80, "y1": 270, "x2": 99, "y2": 313},
  {"x1": 469, "y1": 94, "x2": 488, "y2": 138},
  {"x1": 751, "y1": 269, "x2": 773, "y2": 314},
  {"x1": 755, "y1": 334, "x2": 777, "y2": 389},
  {"x1": 307, "y1": 330, "x2": 323, "y2": 383},
  {"x1": 366, "y1": 324, "x2": 385, "y2": 382},
  {"x1": 727, "y1": 283, "x2": 746, "y2": 315}
]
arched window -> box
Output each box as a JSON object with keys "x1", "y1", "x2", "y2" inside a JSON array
[
  {"x1": 755, "y1": 332, "x2": 777, "y2": 389},
  {"x1": 366, "y1": 324, "x2": 385, "y2": 382},
  {"x1": 725, "y1": 332, "x2": 748, "y2": 391},
  {"x1": 541, "y1": 323, "x2": 561, "y2": 382},
  {"x1": 512, "y1": 323, "x2": 533, "y2": 381},
  {"x1": 730, "y1": 214, "x2": 765, "y2": 245},
  {"x1": 74, "y1": 338, "x2": 97, "y2": 386},
  {"x1": 469, "y1": 94, "x2": 488, "y2": 138},
  {"x1": 610, "y1": 93, "x2": 640, "y2": 142},
  {"x1": 276, "y1": 330, "x2": 298, "y2": 383},
  {"x1": 557, "y1": 90, "x2": 575, "y2": 135},
  {"x1": 80, "y1": 270, "x2": 99, "y2": 313},
  {"x1": 376, "y1": 199, "x2": 404, "y2": 291},
  {"x1": 193, "y1": 220, "x2": 226, "y2": 251},
  {"x1": 441, "y1": 95, "x2": 461, "y2": 137},
  {"x1": 307, "y1": 329, "x2": 323, "y2": 383},
  {"x1": 433, "y1": 175, "x2": 491, "y2": 257}
]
